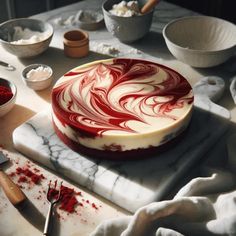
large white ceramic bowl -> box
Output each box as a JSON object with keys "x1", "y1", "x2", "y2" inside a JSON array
[
  {"x1": 163, "y1": 16, "x2": 236, "y2": 68},
  {"x1": 0, "y1": 18, "x2": 53, "y2": 58}
]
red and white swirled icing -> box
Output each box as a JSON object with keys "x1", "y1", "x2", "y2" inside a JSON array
[{"x1": 52, "y1": 58, "x2": 193, "y2": 152}]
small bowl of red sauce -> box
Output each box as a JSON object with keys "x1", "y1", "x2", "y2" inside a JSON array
[{"x1": 0, "y1": 78, "x2": 17, "y2": 117}]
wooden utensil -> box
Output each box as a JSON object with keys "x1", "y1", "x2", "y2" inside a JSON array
[
  {"x1": 141, "y1": 0, "x2": 159, "y2": 14},
  {"x1": 0, "y1": 151, "x2": 26, "y2": 207}
]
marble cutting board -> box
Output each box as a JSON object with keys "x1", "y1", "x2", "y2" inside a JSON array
[{"x1": 13, "y1": 77, "x2": 230, "y2": 213}]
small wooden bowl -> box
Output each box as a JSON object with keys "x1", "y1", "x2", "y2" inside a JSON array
[{"x1": 63, "y1": 30, "x2": 89, "y2": 58}]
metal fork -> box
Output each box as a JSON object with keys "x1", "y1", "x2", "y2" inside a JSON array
[{"x1": 43, "y1": 180, "x2": 62, "y2": 236}]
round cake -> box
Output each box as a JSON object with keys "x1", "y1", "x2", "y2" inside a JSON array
[{"x1": 52, "y1": 58, "x2": 194, "y2": 159}]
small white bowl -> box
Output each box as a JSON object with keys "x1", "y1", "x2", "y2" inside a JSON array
[
  {"x1": 163, "y1": 16, "x2": 236, "y2": 68},
  {"x1": 0, "y1": 78, "x2": 17, "y2": 117},
  {"x1": 22, "y1": 64, "x2": 53, "y2": 91}
]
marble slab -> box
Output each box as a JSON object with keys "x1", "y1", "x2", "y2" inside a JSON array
[{"x1": 13, "y1": 77, "x2": 230, "y2": 213}]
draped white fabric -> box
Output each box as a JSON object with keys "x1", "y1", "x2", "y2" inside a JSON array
[{"x1": 91, "y1": 134, "x2": 236, "y2": 236}]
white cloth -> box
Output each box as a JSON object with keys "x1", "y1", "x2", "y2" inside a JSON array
[{"x1": 90, "y1": 134, "x2": 236, "y2": 236}]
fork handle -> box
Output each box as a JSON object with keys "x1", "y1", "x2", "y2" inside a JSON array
[
  {"x1": 0, "y1": 170, "x2": 26, "y2": 207},
  {"x1": 43, "y1": 203, "x2": 53, "y2": 235}
]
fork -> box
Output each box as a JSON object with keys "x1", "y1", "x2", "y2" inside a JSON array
[{"x1": 43, "y1": 180, "x2": 62, "y2": 236}]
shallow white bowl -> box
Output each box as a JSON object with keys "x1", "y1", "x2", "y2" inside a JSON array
[
  {"x1": 77, "y1": 10, "x2": 104, "y2": 31},
  {"x1": 0, "y1": 18, "x2": 53, "y2": 58},
  {"x1": 0, "y1": 78, "x2": 17, "y2": 117},
  {"x1": 22, "y1": 64, "x2": 53, "y2": 91},
  {"x1": 163, "y1": 16, "x2": 236, "y2": 68}
]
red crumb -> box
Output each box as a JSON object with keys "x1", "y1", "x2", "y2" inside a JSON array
[
  {"x1": 92, "y1": 203, "x2": 99, "y2": 210},
  {"x1": 33, "y1": 168, "x2": 40, "y2": 173},
  {"x1": 15, "y1": 166, "x2": 45, "y2": 184},
  {"x1": 81, "y1": 219, "x2": 88, "y2": 223},
  {"x1": 18, "y1": 176, "x2": 28, "y2": 183},
  {"x1": 60, "y1": 195, "x2": 78, "y2": 213},
  {"x1": 8, "y1": 172, "x2": 15, "y2": 177},
  {"x1": 48, "y1": 184, "x2": 81, "y2": 214}
]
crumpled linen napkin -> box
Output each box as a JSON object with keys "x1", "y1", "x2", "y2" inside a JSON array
[{"x1": 90, "y1": 134, "x2": 236, "y2": 236}]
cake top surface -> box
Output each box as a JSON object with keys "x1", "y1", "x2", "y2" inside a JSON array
[{"x1": 52, "y1": 58, "x2": 193, "y2": 136}]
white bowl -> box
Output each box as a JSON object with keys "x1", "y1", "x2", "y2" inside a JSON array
[
  {"x1": 0, "y1": 78, "x2": 17, "y2": 117},
  {"x1": 77, "y1": 10, "x2": 104, "y2": 31},
  {"x1": 163, "y1": 16, "x2": 236, "y2": 68},
  {"x1": 0, "y1": 18, "x2": 53, "y2": 58},
  {"x1": 102, "y1": 0, "x2": 153, "y2": 43},
  {"x1": 22, "y1": 64, "x2": 53, "y2": 91}
]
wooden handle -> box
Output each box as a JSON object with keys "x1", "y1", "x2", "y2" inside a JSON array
[
  {"x1": 141, "y1": 0, "x2": 159, "y2": 14},
  {"x1": 0, "y1": 170, "x2": 26, "y2": 206}
]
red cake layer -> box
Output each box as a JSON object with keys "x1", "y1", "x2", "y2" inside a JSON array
[{"x1": 53, "y1": 118, "x2": 189, "y2": 160}]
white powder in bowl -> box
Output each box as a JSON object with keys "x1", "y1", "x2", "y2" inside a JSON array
[
  {"x1": 109, "y1": 1, "x2": 140, "y2": 17},
  {"x1": 11, "y1": 26, "x2": 50, "y2": 45},
  {"x1": 26, "y1": 66, "x2": 51, "y2": 81}
]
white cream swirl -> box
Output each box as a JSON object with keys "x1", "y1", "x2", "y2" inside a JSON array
[{"x1": 52, "y1": 58, "x2": 193, "y2": 136}]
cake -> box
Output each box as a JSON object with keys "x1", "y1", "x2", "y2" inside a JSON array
[{"x1": 52, "y1": 58, "x2": 194, "y2": 159}]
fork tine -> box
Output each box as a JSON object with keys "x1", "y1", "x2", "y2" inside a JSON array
[
  {"x1": 46, "y1": 180, "x2": 52, "y2": 200},
  {"x1": 46, "y1": 180, "x2": 63, "y2": 203},
  {"x1": 55, "y1": 181, "x2": 63, "y2": 201}
]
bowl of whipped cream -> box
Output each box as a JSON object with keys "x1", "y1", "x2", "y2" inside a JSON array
[
  {"x1": 0, "y1": 18, "x2": 53, "y2": 58},
  {"x1": 103, "y1": 0, "x2": 154, "y2": 43},
  {"x1": 22, "y1": 64, "x2": 53, "y2": 90}
]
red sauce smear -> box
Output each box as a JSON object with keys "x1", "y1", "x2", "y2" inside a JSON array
[
  {"x1": 0, "y1": 85, "x2": 13, "y2": 105},
  {"x1": 48, "y1": 184, "x2": 81, "y2": 213}
]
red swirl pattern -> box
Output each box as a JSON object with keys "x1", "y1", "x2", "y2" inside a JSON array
[{"x1": 52, "y1": 58, "x2": 193, "y2": 136}]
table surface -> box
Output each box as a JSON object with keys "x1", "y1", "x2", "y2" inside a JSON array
[{"x1": 1, "y1": 0, "x2": 236, "y2": 235}]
